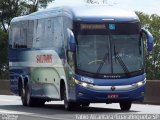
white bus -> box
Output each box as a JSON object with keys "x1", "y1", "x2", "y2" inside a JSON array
[{"x1": 9, "y1": 6, "x2": 153, "y2": 110}]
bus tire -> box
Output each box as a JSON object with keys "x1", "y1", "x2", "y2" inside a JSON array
[
  {"x1": 26, "y1": 84, "x2": 35, "y2": 107},
  {"x1": 119, "y1": 102, "x2": 132, "y2": 111},
  {"x1": 63, "y1": 85, "x2": 74, "y2": 110},
  {"x1": 35, "y1": 99, "x2": 45, "y2": 107},
  {"x1": 21, "y1": 83, "x2": 27, "y2": 106},
  {"x1": 81, "y1": 103, "x2": 90, "y2": 107}
]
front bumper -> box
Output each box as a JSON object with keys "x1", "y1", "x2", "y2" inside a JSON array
[{"x1": 74, "y1": 84, "x2": 145, "y2": 103}]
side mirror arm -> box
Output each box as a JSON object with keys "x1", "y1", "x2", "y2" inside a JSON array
[
  {"x1": 67, "y1": 29, "x2": 76, "y2": 52},
  {"x1": 141, "y1": 28, "x2": 154, "y2": 52}
]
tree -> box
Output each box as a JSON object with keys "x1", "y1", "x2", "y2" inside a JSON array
[
  {"x1": 136, "y1": 12, "x2": 160, "y2": 80},
  {"x1": 0, "y1": 29, "x2": 8, "y2": 79},
  {"x1": 0, "y1": 0, "x2": 54, "y2": 32},
  {"x1": 26, "y1": 0, "x2": 53, "y2": 13}
]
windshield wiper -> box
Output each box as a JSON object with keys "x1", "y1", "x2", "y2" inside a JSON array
[
  {"x1": 114, "y1": 44, "x2": 130, "y2": 76},
  {"x1": 95, "y1": 46, "x2": 109, "y2": 76}
]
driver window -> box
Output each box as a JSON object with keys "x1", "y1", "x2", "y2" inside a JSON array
[{"x1": 67, "y1": 51, "x2": 75, "y2": 71}]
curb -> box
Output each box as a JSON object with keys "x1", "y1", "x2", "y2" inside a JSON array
[
  {"x1": 0, "y1": 80, "x2": 11, "y2": 95},
  {"x1": 144, "y1": 80, "x2": 160, "y2": 105}
]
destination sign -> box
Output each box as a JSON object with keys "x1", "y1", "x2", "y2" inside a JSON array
[{"x1": 80, "y1": 24, "x2": 106, "y2": 30}]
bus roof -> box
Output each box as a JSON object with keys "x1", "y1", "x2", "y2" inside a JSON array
[
  {"x1": 11, "y1": 5, "x2": 139, "y2": 23},
  {"x1": 71, "y1": 6, "x2": 139, "y2": 22}
]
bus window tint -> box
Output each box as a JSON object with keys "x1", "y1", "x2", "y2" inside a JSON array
[{"x1": 76, "y1": 22, "x2": 144, "y2": 76}]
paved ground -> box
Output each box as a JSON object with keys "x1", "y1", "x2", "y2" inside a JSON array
[{"x1": 0, "y1": 95, "x2": 160, "y2": 120}]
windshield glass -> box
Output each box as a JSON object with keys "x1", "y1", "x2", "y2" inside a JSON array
[
  {"x1": 77, "y1": 35, "x2": 111, "y2": 74},
  {"x1": 112, "y1": 35, "x2": 143, "y2": 74},
  {"x1": 76, "y1": 22, "x2": 143, "y2": 76}
]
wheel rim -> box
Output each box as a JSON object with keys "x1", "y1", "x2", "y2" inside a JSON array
[
  {"x1": 21, "y1": 87, "x2": 25, "y2": 103},
  {"x1": 82, "y1": 103, "x2": 90, "y2": 107},
  {"x1": 63, "y1": 87, "x2": 68, "y2": 109},
  {"x1": 120, "y1": 102, "x2": 131, "y2": 110},
  {"x1": 26, "y1": 86, "x2": 30, "y2": 105}
]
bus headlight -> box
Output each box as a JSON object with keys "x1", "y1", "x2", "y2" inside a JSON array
[
  {"x1": 74, "y1": 79, "x2": 80, "y2": 84},
  {"x1": 81, "y1": 82, "x2": 88, "y2": 87},
  {"x1": 74, "y1": 79, "x2": 93, "y2": 88},
  {"x1": 132, "y1": 80, "x2": 146, "y2": 87}
]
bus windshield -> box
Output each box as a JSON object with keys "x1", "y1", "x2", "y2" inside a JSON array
[{"x1": 76, "y1": 22, "x2": 144, "y2": 76}]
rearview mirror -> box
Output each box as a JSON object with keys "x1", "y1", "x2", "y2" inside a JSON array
[
  {"x1": 141, "y1": 28, "x2": 154, "y2": 52},
  {"x1": 67, "y1": 29, "x2": 76, "y2": 52}
]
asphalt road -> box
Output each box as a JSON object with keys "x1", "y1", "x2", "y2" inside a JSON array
[{"x1": 0, "y1": 95, "x2": 160, "y2": 120}]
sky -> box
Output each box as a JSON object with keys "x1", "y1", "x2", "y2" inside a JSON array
[
  {"x1": 47, "y1": 0, "x2": 160, "y2": 15},
  {"x1": 108, "y1": 0, "x2": 160, "y2": 15}
]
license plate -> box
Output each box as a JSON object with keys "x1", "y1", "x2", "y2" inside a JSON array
[{"x1": 107, "y1": 94, "x2": 119, "y2": 99}]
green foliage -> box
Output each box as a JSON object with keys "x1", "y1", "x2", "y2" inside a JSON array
[
  {"x1": 0, "y1": 29, "x2": 8, "y2": 79},
  {"x1": 0, "y1": 30, "x2": 7, "y2": 63},
  {"x1": 0, "y1": 0, "x2": 54, "y2": 32},
  {"x1": 136, "y1": 12, "x2": 160, "y2": 79},
  {"x1": 25, "y1": 0, "x2": 54, "y2": 13}
]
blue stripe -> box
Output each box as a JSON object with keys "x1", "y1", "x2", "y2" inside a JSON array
[{"x1": 75, "y1": 74, "x2": 145, "y2": 86}]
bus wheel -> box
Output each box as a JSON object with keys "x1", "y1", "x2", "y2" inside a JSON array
[
  {"x1": 81, "y1": 103, "x2": 90, "y2": 107},
  {"x1": 63, "y1": 85, "x2": 74, "y2": 110},
  {"x1": 119, "y1": 102, "x2": 132, "y2": 111},
  {"x1": 21, "y1": 85, "x2": 27, "y2": 106},
  {"x1": 26, "y1": 84, "x2": 34, "y2": 107},
  {"x1": 35, "y1": 100, "x2": 45, "y2": 107}
]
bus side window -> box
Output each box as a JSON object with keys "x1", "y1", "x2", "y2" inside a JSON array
[
  {"x1": 20, "y1": 21, "x2": 27, "y2": 48},
  {"x1": 27, "y1": 21, "x2": 34, "y2": 48},
  {"x1": 67, "y1": 51, "x2": 75, "y2": 71},
  {"x1": 48, "y1": 19, "x2": 51, "y2": 29},
  {"x1": 53, "y1": 17, "x2": 63, "y2": 48},
  {"x1": 34, "y1": 19, "x2": 44, "y2": 48},
  {"x1": 67, "y1": 34, "x2": 75, "y2": 71},
  {"x1": 47, "y1": 18, "x2": 53, "y2": 47},
  {"x1": 13, "y1": 24, "x2": 20, "y2": 48},
  {"x1": 52, "y1": 17, "x2": 54, "y2": 34},
  {"x1": 43, "y1": 18, "x2": 53, "y2": 47},
  {"x1": 62, "y1": 16, "x2": 73, "y2": 50}
]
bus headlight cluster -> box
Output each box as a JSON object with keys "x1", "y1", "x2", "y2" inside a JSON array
[
  {"x1": 132, "y1": 80, "x2": 146, "y2": 87},
  {"x1": 74, "y1": 79, "x2": 93, "y2": 88}
]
